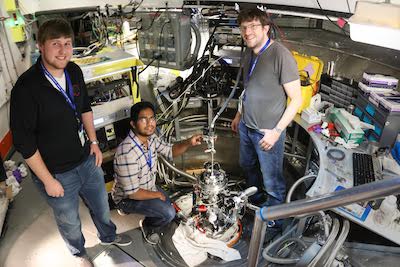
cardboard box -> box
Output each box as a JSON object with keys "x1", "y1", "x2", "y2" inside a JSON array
[{"x1": 329, "y1": 108, "x2": 365, "y2": 144}]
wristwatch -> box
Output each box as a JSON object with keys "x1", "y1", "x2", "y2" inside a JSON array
[{"x1": 90, "y1": 140, "x2": 99, "y2": 145}]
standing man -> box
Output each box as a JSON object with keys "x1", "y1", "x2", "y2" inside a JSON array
[
  {"x1": 112, "y1": 101, "x2": 202, "y2": 245},
  {"x1": 231, "y1": 8, "x2": 302, "y2": 234},
  {"x1": 10, "y1": 19, "x2": 131, "y2": 267}
]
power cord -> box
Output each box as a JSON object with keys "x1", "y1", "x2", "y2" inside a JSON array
[
  {"x1": 138, "y1": 53, "x2": 162, "y2": 75},
  {"x1": 315, "y1": 0, "x2": 350, "y2": 36}
]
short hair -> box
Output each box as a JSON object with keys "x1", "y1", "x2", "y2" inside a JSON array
[
  {"x1": 130, "y1": 101, "x2": 155, "y2": 123},
  {"x1": 238, "y1": 8, "x2": 271, "y2": 26},
  {"x1": 37, "y1": 18, "x2": 74, "y2": 45}
]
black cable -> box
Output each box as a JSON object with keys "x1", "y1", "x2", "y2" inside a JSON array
[
  {"x1": 132, "y1": 0, "x2": 144, "y2": 13},
  {"x1": 201, "y1": 21, "x2": 218, "y2": 58},
  {"x1": 315, "y1": 0, "x2": 349, "y2": 36},
  {"x1": 141, "y1": 9, "x2": 161, "y2": 31},
  {"x1": 154, "y1": 20, "x2": 170, "y2": 82},
  {"x1": 137, "y1": 21, "x2": 168, "y2": 76},
  {"x1": 135, "y1": 36, "x2": 140, "y2": 59},
  {"x1": 346, "y1": 0, "x2": 352, "y2": 14},
  {"x1": 138, "y1": 58, "x2": 156, "y2": 75},
  {"x1": 158, "y1": 21, "x2": 170, "y2": 59},
  {"x1": 327, "y1": 148, "x2": 346, "y2": 161}
]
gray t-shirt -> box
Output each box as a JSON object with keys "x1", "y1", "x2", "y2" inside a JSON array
[{"x1": 242, "y1": 41, "x2": 299, "y2": 130}]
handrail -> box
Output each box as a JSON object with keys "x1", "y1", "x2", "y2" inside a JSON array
[{"x1": 248, "y1": 177, "x2": 400, "y2": 267}]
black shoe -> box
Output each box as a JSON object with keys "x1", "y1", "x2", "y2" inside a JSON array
[
  {"x1": 100, "y1": 234, "x2": 132, "y2": 246},
  {"x1": 249, "y1": 192, "x2": 268, "y2": 206},
  {"x1": 139, "y1": 219, "x2": 160, "y2": 245},
  {"x1": 264, "y1": 226, "x2": 282, "y2": 244}
]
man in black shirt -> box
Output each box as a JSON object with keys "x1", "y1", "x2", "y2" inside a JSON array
[{"x1": 10, "y1": 19, "x2": 131, "y2": 267}]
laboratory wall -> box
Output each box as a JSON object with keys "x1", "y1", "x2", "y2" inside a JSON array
[{"x1": 0, "y1": 3, "x2": 30, "y2": 158}]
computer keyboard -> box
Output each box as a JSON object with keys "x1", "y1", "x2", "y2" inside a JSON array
[{"x1": 353, "y1": 153, "x2": 375, "y2": 186}]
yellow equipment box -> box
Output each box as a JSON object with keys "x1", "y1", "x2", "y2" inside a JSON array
[
  {"x1": 288, "y1": 51, "x2": 324, "y2": 113},
  {"x1": 10, "y1": 25, "x2": 25, "y2": 43},
  {"x1": 5, "y1": 0, "x2": 17, "y2": 12}
]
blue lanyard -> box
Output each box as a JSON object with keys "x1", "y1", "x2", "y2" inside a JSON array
[
  {"x1": 41, "y1": 62, "x2": 75, "y2": 112},
  {"x1": 245, "y1": 38, "x2": 271, "y2": 85},
  {"x1": 129, "y1": 133, "x2": 152, "y2": 170},
  {"x1": 41, "y1": 62, "x2": 82, "y2": 129}
]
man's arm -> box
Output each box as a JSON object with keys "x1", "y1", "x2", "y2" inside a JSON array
[
  {"x1": 275, "y1": 79, "x2": 302, "y2": 132},
  {"x1": 81, "y1": 111, "x2": 102, "y2": 166},
  {"x1": 231, "y1": 89, "x2": 245, "y2": 133},
  {"x1": 172, "y1": 134, "x2": 202, "y2": 157},
  {"x1": 10, "y1": 80, "x2": 64, "y2": 197},
  {"x1": 25, "y1": 150, "x2": 64, "y2": 197},
  {"x1": 129, "y1": 188, "x2": 166, "y2": 201},
  {"x1": 259, "y1": 79, "x2": 302, "y2": 150},
  {"x1": 231, "y1": 111, "x2": 241, "y2": 133}
]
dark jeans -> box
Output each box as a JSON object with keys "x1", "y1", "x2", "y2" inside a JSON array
[
  {"x1": 32, "y1": 154, "x2": 116, "y2": 256},
  {"x1": 239, "y1": 120, "x2": 286, "y2": 208},
  {"x1": 117, "y1": 187, "x2": 176, "y2": 230}
]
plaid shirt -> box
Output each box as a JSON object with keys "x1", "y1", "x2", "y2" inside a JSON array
[{"x1": 112, "y1": 130, "x2": 172, "y2": 203}]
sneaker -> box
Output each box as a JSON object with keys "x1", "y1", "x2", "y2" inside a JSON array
[
  {"x1": 139, "y1": 219, "x2": 160, "y2": 245},
  {"x1": 100, "y1": 234, "x2": 132, "y2": 246},
  {"x1": 117, "y1": 209, "x2": 128, "y2": 216},
  {"x1": 75, "y1": 255, "x2": 94, "y2": 267}
]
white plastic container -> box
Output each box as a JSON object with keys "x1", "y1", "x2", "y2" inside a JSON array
[{"x1": 348, "y1": 2, "x2": 400, "y2": 51}]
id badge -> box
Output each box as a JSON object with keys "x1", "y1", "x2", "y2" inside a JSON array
[{"x1": 78, "y1": 129, "x2": 86, "y2": 147}]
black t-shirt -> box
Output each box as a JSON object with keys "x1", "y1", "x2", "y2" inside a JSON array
[{"x1": 10, "y1": 58, "x2": 92, "y2": 173}]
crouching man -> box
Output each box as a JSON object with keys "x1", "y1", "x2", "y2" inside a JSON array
[{"x1": 112, "y1": 101, "x2": 202, "y2": 244}]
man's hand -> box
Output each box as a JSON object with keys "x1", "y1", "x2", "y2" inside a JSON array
[
  {"x1": 173, "y1": 134, "x2": 203, "y2": 157},
  {"x1": 90, "y1": 143, "x2": 103, "y2": 167},
  {"x1": 156, "y1": 191, "x2": 166, "y2": 201},
  {"x1": 44, "y1": 178, "x2": 64, "y2": 197},
  {"x1": 231, "y1": 112, "x2": 241, "y2": 134},
  {"x1": 259, "y1": 128, "x2": 281, "y2": 150},
  {"x1": 189, "y1": 134, "x2": 203, "y2": 146}
]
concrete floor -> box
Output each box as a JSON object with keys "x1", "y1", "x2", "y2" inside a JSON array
[{"x1": 0, "y1": 152, "x2": 144, "y2": 267}]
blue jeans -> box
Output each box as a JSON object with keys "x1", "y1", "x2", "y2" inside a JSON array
[
  {"x1": 32, "y1": 154, "x2": 116, "y2": 256},
  {"x1": 117, "y1": 187, "x2": 176, "y2": 230},
  {"x1": 239, "y1": 120, "x2": 286, "y2": 207}
]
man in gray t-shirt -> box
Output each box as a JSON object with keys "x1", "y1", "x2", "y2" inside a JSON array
[{"x1": 231, "y1": 9, "x2": 302, "y2": 230}]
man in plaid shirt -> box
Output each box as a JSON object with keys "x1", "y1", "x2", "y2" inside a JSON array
[{"x1": 112, "y1": 101, "x2": 202, "y2": 244}]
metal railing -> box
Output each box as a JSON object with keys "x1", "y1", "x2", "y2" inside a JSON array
[{"x1": 248, "y1": 177, "x2": 400, "y2": 267}]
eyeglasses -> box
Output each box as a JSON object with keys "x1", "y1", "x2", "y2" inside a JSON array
[
  {"x1": 137, "y1": 116, "x2": 156, "y2": 124},
  {"x1": 239, "y1": 23, "x2": 263, "y2": 32}
]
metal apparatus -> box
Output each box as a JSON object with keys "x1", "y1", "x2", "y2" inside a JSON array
[{"x1": 175, "y1": 161, "x2": 256, "y2": 244}]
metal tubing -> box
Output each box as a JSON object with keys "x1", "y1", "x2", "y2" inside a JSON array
[
  {"x1": 247, "y1": 214, "x2": 267, "y2": 267},
  {"x1": 248, "y1": 177, "x2": 400, "y2": 267},
  {"x1": 291, "y1": 123, "x2": 300, "y2": 154},
  {"x1": 159, "y1": 155, "x2": 197, "y2": 182},
  {"x1": 283, "y1": 152, "x2": 306, "y2": 160},
  {"x1": 173, "y1": 103, "x2": 181, "y2": 141},
  {"x1": 309, "y1": 218, "x2": 340, "y2": 267},
  {"x1": 286, "y1": 174, "x2": 317, "y2": 203},
  {"x1": 264, "y1": 177, "x2": 400, "y2": 220},
  {"x1": 324, "y1": 219, "x2": 350, "y2": 266}
]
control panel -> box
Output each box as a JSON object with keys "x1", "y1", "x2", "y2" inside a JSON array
[{"x1": 135, "y1": 10, "x2": 193, "y2": 70}]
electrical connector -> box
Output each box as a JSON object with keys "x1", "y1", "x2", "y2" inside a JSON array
[{"x1": 153, "y1": 52, "x2": 162, "y2": 60}]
